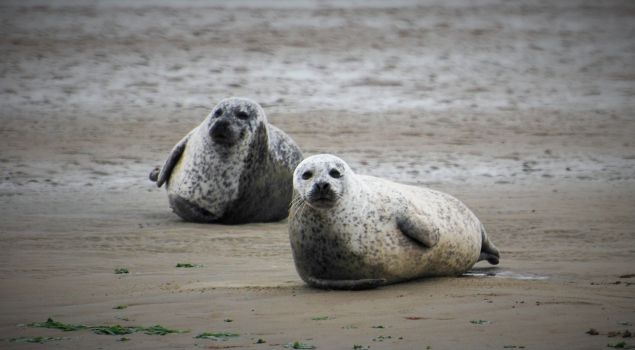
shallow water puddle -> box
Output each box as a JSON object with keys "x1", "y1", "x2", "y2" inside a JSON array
[{"x1": 464, "y1": 267, "x2": 548, "y2": 280}]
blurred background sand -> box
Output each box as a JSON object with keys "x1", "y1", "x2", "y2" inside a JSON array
[{"x1": 1, "y1": 1, "x2": 634, "y2": 349}]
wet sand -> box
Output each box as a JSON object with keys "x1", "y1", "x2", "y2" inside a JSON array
[{"x1": 1, "y1": 1, "x2": 634, "y2": 349}]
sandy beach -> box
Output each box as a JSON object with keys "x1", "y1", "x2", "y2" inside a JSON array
[{"x1": 1, "y1": 0, "x2": 634, "y2": 349}]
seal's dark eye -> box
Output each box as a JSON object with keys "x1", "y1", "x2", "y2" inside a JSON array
[
  {"x1": 329, "y1": 169, "x2": 342, "y2": 178},
  {"x1": 301, "y1": 171, "x2": 313, "y2": 180},
  {"x1": 236, "y1": 111, "x2": 249, "y2": 120},
  {"x1": 213, "y1": 109, "x2": 223, "y2": 118}
]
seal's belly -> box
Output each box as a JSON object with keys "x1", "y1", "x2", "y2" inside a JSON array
[
  {"x1": 293, "y1": 216, "x2": 481, "y2": 282},
  {"x1": 166, "y1": 148, "x2": 241, "y2": 218},
  {"x1": 360, "y1": 220, "x2": 481, "y2": 279}
]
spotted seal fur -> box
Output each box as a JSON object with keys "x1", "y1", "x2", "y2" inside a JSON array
[
  {"x1": 149, "y1": 97, "x2": 303, "y2": 224},
  {"x1": 289, "y1": 154, "x2": 499, "y2": 290}
]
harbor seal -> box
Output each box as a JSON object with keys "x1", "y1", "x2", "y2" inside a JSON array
[
  {"x1": 289, "y1": 154, "x2": 500, "y2": 290},
  {"x1": 149, "y1": 97, "x2": 303, "y2": 224}
]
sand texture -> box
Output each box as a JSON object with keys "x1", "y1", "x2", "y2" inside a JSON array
[{"x1": 1, "y1": 0, "x2": 634, "y2": 349}]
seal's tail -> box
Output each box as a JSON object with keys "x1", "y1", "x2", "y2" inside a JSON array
[
  {"x1": 149, "y1": 166, "x2": 160, "y2": 182},
  {"x1": 479, "y1": 225, "x2": 500, "y2": 265},
  {"x1": 304, "y1": 276, "x2": 386, "y2": 291}
]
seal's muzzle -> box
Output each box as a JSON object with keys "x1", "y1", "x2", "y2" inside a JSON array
[
  {"x1": 210, "y1": 119, "x2": 236, "y2": 145},
  {"x1": 307, "y1": 181, "x2": 337, "y2": 208}
]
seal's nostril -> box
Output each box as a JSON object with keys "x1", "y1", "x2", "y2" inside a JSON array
[
  {"x1": 216, "y1": 120, "x2": 230, "y2": 128},
  {"x1": 210, "y1": 120, "x2": 232, "y2": 142},
  {"x1": 211, "y1": 120, "x2": 228, "y2": 133},
  {"x1": 315, "y1": 182, "x2": 330, "y2": 191}
]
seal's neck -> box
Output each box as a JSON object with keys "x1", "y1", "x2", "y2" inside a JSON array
[{"x1": 339, "y1": 177, "x2": 371, "y2": 214}]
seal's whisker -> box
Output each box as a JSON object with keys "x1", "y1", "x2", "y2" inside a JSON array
[
  {"x1": 289, "y1": 196, "x2": 308, "y2": 220},
  {"x1": 295, "y1": 201, "x2": 307, "y2": 219},
  {"x1": 290, "y1": 201, "x2": 302, "y2": 218},
  {"x1": 290, "y1": 195, "x2": 304, "y2": 208},
  {"x1": 289, "y1": 200, "x2": 304, "y2": 210}
]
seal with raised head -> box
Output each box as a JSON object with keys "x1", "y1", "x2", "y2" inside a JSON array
[
  {"x1": 149, "y1": 97, "x2": 303, "y2": 224},
  {"x1": 289, "y1": 154, "x2": 500, "y2": 290}
]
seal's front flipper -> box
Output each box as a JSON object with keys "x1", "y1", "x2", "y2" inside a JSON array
[
  {"x1": 156, "y1": 130, "x2": 194, "y2": 188},
  {"x1": 479, "y1": 225, "x2": 500, "y2": 265},
  {"x1": 397, "y1": 212, "x2": 440, "y2": 248},
  {"x1": 305, "y1": 276, "x2": 386, "y2": 290}
]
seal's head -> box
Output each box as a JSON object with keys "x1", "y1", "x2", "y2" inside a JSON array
[
  {"x1": 293, "y1": 154, "x2": 353, "y2": 210},
  {"x1": 205, "y1": 97, "x2": 267, "y2": 147}
]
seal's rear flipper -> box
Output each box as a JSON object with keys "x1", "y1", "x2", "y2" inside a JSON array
[
  {"x1": 305, "y1": 276, "x2": 386, "y2": 290},
  {"x1": 479, "y1": 252, "x2": 499, "y2": 265},
  {"x1": 479, "y1": 225, "x2": 500, "y2": 265},
  {"x1": 149, "y1": 166, "x2": 160, "y2": 182}
]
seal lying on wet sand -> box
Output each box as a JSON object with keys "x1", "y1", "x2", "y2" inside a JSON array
[
  {"x1": 149, "y1": 97, "x2": 303, "y2": 224},
  {"x1": 289, "y1": 154, "x2": 499, "y2": 290}
]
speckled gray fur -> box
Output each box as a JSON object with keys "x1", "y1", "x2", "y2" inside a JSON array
[
  {"x1": 289, "y1": 154, "x2": 500, "y2": 290},
  {"x1": 151, "y1": 97, "x2": 303, "y2": 224}
]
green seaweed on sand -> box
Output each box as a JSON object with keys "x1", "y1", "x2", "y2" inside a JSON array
[
  {"x1": 195, "y1": 332, "x2": 240, "y2": 340},
  {"x1": 285, "y1": 341, "x2": 316, "y2": 349},
  {"x1": 372, "y1": 335, "x2": 392, "y2": 342},
  {"x1": 114, "y1": 267, "x2": 129, "y2": 274},
  {"x1": 10, "y1": 336, "x2": 67, "y2": 344},
  {"x1": 311, "y1": 316, "x2": 329, "y2": 321},
  {"x1": 113, "y1": 304, "x2": 128, "y2": 310},
  {"x1": 470, "y1": 319, "x2": 491, "y2": 325},
  {"x1": 28, "y1": 318, "x2": 187, "y2": 336},
  {"x1": 176, "y1": 263, "x2": 204, "y2": 268},
  {"x1": 91, "y1": 325, "x2": 144, "y2": 335},
  {"x1": 28, "y1": 318, "x2": 88, "y2": 332},
  {"x1": 143, "y1": 325, "x2": 188, "y2": 336}
]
